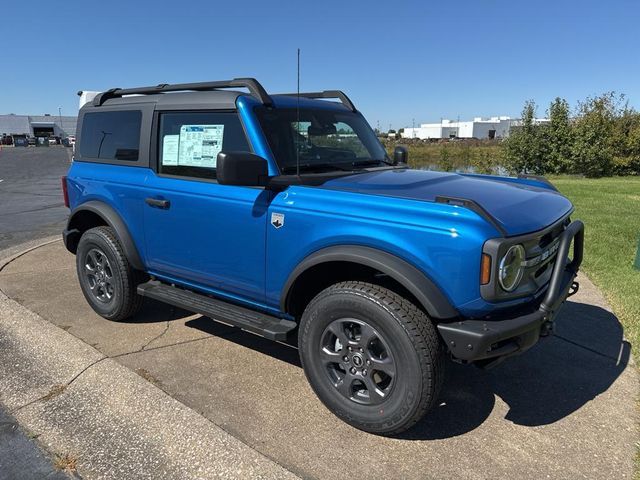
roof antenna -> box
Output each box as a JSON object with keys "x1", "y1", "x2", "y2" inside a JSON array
[{"x1": 296, "y1": 48, "x2": 301, "y2": 178}]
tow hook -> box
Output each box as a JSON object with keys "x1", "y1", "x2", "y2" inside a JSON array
[
  {"x1": 540, "y1": 320, "x2": 555, "y2": 337},
  {"x1": 568, "y1": 281, "x2": 580, "y2": 297}
]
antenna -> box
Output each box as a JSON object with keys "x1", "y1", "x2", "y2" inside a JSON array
[{"x1": 296, "y1": 48, "x2": 300, "y2": 178}]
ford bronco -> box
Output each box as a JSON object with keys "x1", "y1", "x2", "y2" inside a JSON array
[{"x1": 62, "y1": 78, "x2": 583, "y2": 435}]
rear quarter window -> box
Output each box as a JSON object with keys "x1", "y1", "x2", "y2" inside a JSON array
[{"x1": 80, "y1": 110, "x2": 142, "y2": 161}]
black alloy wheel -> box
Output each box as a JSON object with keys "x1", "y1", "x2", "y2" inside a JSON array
[
  {"x1": 299, "y1": 281, "x2": 445, "y2": 435},
  {"x1": 76, "y1": 226, "x2": 145, "y2": 321}
]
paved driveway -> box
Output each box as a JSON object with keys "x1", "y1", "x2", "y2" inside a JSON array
[
  {"x1": 0, "y1": 240, "x2": 637, "y2": 479},
  {"x1": 0, "y1": 147, "x2": 71, "y2": 250}
]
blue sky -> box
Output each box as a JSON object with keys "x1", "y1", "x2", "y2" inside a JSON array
[{"x1": 2, "y1": 0, "x2": 639, "y2": 128}]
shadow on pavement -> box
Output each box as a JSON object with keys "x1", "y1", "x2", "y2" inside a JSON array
[
  {"x1": 120, "y1": 298, "x2": 195, "y2": 324},
  {"x1": 185, "y1": 316, "x2": 302, "y2": 367},
  {"x1": 181, "y1": 299, "x2": 628, "y2": 440}
]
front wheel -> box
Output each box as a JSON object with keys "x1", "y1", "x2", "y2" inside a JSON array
[{"x1": 298, "y1": 281, "x2": 445, "y2": 435}]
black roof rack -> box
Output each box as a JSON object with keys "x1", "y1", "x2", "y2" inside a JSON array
[
  {"x1": 91, "y1": 77, "x2": 273, "y2": 107},
  {"x1": 276, "y1": 90, "x2": 357, "y2": 112}
]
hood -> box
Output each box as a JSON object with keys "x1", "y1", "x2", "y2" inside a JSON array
[{"x1": 320, "y1": 169, "x2": 573, "y2": 236}]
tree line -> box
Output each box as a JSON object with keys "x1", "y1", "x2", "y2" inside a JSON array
[{"x1": 503, "y1": 93, "x2": 640, "y2": 177}]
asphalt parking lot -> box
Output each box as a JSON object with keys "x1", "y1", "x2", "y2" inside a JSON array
[
  {"x1": 0, "y1": 239, "x2": 637, "y2": 479},
  {"x1": 0, "y1": 146, "x2": 70, "y2": 251}
]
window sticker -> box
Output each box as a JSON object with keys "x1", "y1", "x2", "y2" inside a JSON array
[
  {"x1": 178, "y1": 125, "x2": 224, "y2": 168},
  {"x1": 162, "y1": 135, "x2": 179, "y2": 165}
]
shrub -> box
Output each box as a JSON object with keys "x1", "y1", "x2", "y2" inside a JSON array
[
  {"x1": 571, "y1": 93, "x2": 622, "y2": 177},
  {"x1": 439, "y1": 146, "x2": 454, "y2": 171},
  {"x1": 545, "y1": 97, "x2": 573, "y2": 174},
  {"x1": 503, "y1": 101, "x2": 547, "y2": 175}
]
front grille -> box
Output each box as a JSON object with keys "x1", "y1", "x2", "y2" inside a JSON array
[
  {"x1": 538, "y1": 232, "x2": 553, "y2": 250},
  {"x1": 537, "y1": 217, "x2": 568, "y2": 250},
  {"x1": 534, "y1": 262, "x2": 551, "y2": 279},
  {"x1": 518, "y1": 218, "x2": 569, "y2": 295},
  {"x1": 481, "y1": 213, "x2": 571, "y2": 302}
]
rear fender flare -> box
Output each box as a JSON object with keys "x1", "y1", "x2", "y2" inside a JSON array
[{"x1": 65, "y1": 201, "x2": 144, "y2": 271}]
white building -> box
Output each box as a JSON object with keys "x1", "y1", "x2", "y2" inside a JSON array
[{"x1": 401, "y1": 116, "x2": 550, "y2": 140}]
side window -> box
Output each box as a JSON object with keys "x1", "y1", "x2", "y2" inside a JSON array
[
  {"x1": 158, "y1": 112, "x2": 249, "y2": 180},
  {"x1": 80, "y1": 110, "x2": 142, "y2": 161}
]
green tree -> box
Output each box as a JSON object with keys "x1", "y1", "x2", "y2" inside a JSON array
[
  {"x1": 503, "y1": 100, "x2": 547, "y2": 174},
  {"x1": 545, "y1": 97, "x2": 573, "y2": 173},
  {"x1": 571, "y1": 92, "x2": 621, "y2": 177},
  {"x1": 611, "y1": 106, "x2": 640, "y2": 175}
]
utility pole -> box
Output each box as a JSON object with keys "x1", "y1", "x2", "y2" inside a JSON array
[
  {"x1": 412, "y1": 118, "x2": 415, "y2": 139},
  {"x1": 58, "y1": 107, "x2": 63, "y2": 138}
]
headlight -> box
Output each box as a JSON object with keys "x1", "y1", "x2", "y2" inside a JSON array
[{"x1": 498, "y1": 245, "x2": 525, "y2": 292}]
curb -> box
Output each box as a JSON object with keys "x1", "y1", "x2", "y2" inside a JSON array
[
  {"x1": 0, "y1": 239, "x2": 298, "y2": 479},
  {"x1": 0, "y1": 235, "x2": 61, "y2": 273}
]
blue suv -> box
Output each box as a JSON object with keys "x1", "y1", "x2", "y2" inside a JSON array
[{"x1": 62, "y1": 78, "x2": 584, "y2": 435}]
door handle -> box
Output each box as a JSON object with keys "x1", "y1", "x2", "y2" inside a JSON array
[{"x1": 145, "y1": 197, "x2": 170, "y2": 209}]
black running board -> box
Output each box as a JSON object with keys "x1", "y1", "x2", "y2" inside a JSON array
[{"x1": 137, "y1": 280, "x2": 296, "y2": 341}]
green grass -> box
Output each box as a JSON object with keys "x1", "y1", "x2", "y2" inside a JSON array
[{"x1": 551, "y1": 176, "x2": 640, "y2": 352}]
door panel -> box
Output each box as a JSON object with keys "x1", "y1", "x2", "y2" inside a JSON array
[
  {"x1": 143, "y1": 175, "x2": 270, "y2": 302},
  {"x1": 143, "y1": 110, "x2": 269, "y2": 304}
]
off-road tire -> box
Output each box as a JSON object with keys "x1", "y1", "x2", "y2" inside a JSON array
[
  {"x1": 298, "y1": 281, "x2": 445, "y2": 435},
  {"x1": 76, "y1": 226, "x2": 145, "y2": 321}
]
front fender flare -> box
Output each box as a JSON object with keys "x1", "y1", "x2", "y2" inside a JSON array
[
  {"x1": 280, "y1": 245, "x2": 458, "y2": 320},
  {"x1": 64, "y1": 201, "x2": 144, "y2": 271}
]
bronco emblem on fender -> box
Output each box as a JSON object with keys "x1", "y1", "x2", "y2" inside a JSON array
[{"x1": 271, "y1": 212, "x2": 284, "y2": 229}]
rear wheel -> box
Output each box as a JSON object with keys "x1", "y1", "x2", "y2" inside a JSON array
[
  {"x1": 76, "y1": 226, "x2": 145, "y2": 321},
  {"x1": 298, "y1": 281, "x2": 444, "y2": 435}
]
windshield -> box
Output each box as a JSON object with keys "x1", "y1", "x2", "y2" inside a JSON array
[{"x1": 255, "y1": 107, "x2": 389, "y2": 174}]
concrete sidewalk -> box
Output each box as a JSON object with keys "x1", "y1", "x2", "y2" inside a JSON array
[
  {"x1": 0, "y1": 240, "x2": 297, "y2": 479},
  {"x1": 0, "y1": 238, "x2": 638, "y2": 479}
]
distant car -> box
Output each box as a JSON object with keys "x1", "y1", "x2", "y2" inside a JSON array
[
  {"x1": 62, "y1": 136, "x2": 76, "y2": 147},
  {"x1": 48, "y1": 137, "x2": 58, "y2": 145}
]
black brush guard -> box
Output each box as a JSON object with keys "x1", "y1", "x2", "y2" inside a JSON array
[{"x1": 438, "y1": 220, "x2": 584, "y2": 363}]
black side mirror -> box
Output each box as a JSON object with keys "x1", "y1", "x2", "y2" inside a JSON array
[
  {"x1": 217, "y1": 152, "x2": 269, "y2": 186},
  {"x1": 393, "y1": 145, "x2": 408, "y2": 165}
]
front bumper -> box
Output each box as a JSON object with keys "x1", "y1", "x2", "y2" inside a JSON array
[{"x1": 437, "y1": 220, "x2": 584, "y2": 363}]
